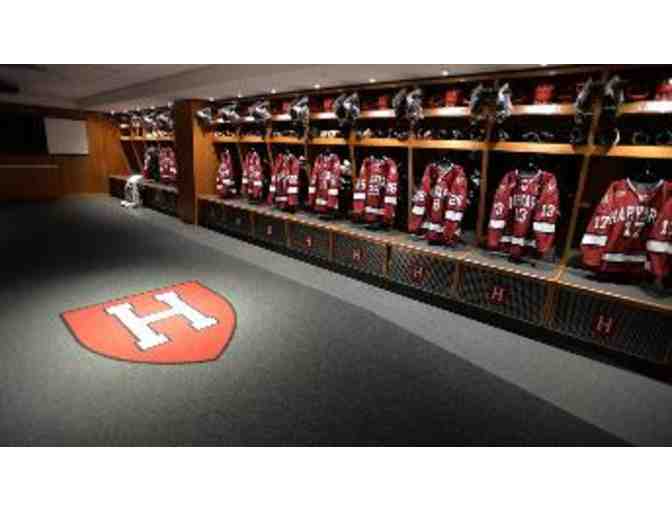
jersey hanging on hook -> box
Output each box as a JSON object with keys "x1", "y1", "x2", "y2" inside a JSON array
[
  {"x1": 216, "y1": 149, "x2": 237, "y2": 198},
  {"x1": 488, "y1": 168, "x2": 560, "y2": 259},
  {"x1": 268, "y1": 152, "x2": 301, "y2": 211},
  {"x1": 409, "y1": 162, "x2": 468, "y2": 245},
  {"x1": 648, "y1": 196, "x2": 672, "y2": 279},
  {"x1": 352, "y1": 156, "x2": 399, "y2": 226},
  {"x1": 242, "y1": 149, "x2": 265, "y2": 201},
  {"x1": 308, "y1": 151, "x2": 342, "y2": 214},
  {"x1": 582, "y1": 178, "x2": 672, "y2": 274}
]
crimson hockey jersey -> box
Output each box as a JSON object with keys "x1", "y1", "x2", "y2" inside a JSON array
[
  {"x1": 488, "y1": 169, "x2": 559, "y2": 258},
  {"x1": 648, "y1": 197, "x2": 672, "y2": 278},
  {"x1": 352, "y1": 156, "x2": 399, "y2": 225},
  {"x1": 241, "y1": 149, "x2": 265, "y2": 201},
  {"x1": 307, "y1": 152, "x2": 341, "y2": 213},
  {"x1": 159, "y1": 147, "x2": 178, "y2": 184},
  {"x1": 267, "y1": 152, "x2": 301, "y2": 210},
  {"x1": 409, "y1": 163, "x2": 468, "y2": 245},
  {"x1": 582, "y1": 178, "x2": 672, "y2": 274},
  {"x1": 215, "y1": 149, "x2": 237, "y2": 198}
]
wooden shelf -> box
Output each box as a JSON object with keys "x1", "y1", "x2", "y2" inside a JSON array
[
  {"x1": 121, "y1": 136, "x2": 174, "y2": 142},
  {"x1": 491, "y1": 142, "x2": 587, "y2": 156},
  {"x1": 310, "y1": 112, "x2": 337, "y2": 120},
  {"x1": 213, "y1": 136, "x2": 239, "y2": 143},
  {"x1": 411, "y1": 140, "x2": 485, "y2": 151},
  {"x1": 309, "y1": 137, "x2": 348, "y2": 146},
  {"x1": 239, "y1": 136, "x2": 265, "y2": 143},
  {"x1": 273, "y1": 111, "x2": 359, "y2": 122},
  {"x1": 423, "y1": 107, "x2": 470, "y2": 118},
  {"x1": 142, "y1": 180, "x2": 179, "y2": 194},
  {"x1": 281, "y1": 105, "x2": 572, "y2": 123},
  {"x1": 354, "y1": 138, "x2": 408, "y2": 148},
  {"x1": 619, "y1": 101, "x2": 672, "y2": 115},
  {"x1": 270, "y1": 136, "x2": 305, "y2": 145},
  {"x1": 146, "y1": 136, "x2": 175, "y2": 142},
  {"x1": 593, "y1": 145, "x2": 672, "y2": 159},
  {"x1": 359, "y1": 109, "x2": 395, "y2": 119},
  {"x1": 463, "y1": 250, "x2": 562, "y2": 283},
  {"x1": 321, "y1": 105, "x2": 572, "y2": 120},
  {"x1": 511, "y1": 104, "x2": 575, "y2": 116}
]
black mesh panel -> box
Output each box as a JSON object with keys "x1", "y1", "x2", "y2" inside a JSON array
[
  {"x1": 288, "y1": 222, "x2": 331, "y2": 260},
  {"x1": 388, "y1": 247, "x2": 455, "y2": 297},
  {"x1": 333, "y1": 233, "x2": 387, "y2": 277},
  {"x1": 552, "y1": 287, "x2": 672, "y2": 364},
  {"x1": 457, "y1": 264, "x2": 547, "y2": 325}
]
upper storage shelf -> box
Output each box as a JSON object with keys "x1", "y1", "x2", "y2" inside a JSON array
[{"x1": 619, "y1": 101, "x2": 672, "y2": 115}]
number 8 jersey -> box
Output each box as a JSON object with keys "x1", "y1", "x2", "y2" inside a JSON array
[{"x1": 581, "y1": 178, "x2": 671, "y2": 274}]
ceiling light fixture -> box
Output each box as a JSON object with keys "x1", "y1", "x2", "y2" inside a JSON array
[
  {"x1": 271, "y1": 89, "x2": 277, "y2": 94},
  {"x1": 314, "y1": 83, "x2": 321, "y2": 89},
  {"x1": 369, "y1": 78, "x2": 376, "y2": 83},
  {"x1": 441, "y1": 69, "x2": 450, "y2": 76},
  {"x1": 237, "y1": 92, "x2": 243, "y2": 98},
  {"x1": 540, "y1": 64, "x2": 548, "y2": 67}
]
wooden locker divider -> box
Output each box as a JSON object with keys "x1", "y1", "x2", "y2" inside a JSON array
[
  {"x1": 559, "y1": 68, "x2": 609, "y2": 267},
  {"x1": 476, "y1": 115, "x2": 495, "y2": 245}
]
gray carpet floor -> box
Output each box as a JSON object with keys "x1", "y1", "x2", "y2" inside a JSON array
[{"x1": 0, "y1": 197, "x2": 629, "y2": 445}]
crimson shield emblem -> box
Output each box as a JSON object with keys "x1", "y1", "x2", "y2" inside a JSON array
[{"x1": 61, "y1": 281, "x2": 236, "y2": 364}]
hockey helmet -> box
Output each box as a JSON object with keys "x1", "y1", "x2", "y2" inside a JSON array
[{"x1": 495, "y1": 82, "x2": 513, "y2": 124}]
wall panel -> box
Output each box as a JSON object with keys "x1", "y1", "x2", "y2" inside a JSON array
[{"x1": 0, "y1": 103, "x2": 128, "y2": 201}]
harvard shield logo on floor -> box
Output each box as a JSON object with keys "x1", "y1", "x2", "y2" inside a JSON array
[{"x1": 61, "y1": 281, "x2": 236, "y2": 364}]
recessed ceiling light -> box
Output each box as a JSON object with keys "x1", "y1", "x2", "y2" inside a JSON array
[
  {"x1": 237, "y1": 92, "x2": 243, "y2": 98},
  {"x1": 271, "y1": 89, "x2": 277, "y2": 94},
  {"x1": 369, "y1": 78, "x2": 376, "y2": 83},
  {"x1": 314, "y1": 83, "x2": 321, "y2": 89},
  {"x1": 208, "y1": 97, "x2": 215, "y2": 102},
  {"x1": 441, "y1": 69, "x2": 450, "y2": 76},
  {"x1": 540, "y1": 64, "x2": 548, "y2": 67},
  {"x1": 110, "y1": 110, "x2": 115, "y2": 115}
]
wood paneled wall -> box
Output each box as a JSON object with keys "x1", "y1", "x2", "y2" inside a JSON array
[
  {"x1": 0, "y1": 103, "x2": 128, "y2": 202},
  {"x1": 174, "y1": 99, "x2": 219, "y2": 224}
]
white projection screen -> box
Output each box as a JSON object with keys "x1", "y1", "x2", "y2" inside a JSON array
[{"x1": 44, "y1": 118, "x2": 89, "y2": 155}]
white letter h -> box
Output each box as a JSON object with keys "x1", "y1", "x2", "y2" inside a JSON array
[{"x1": 106, "y1": 291, "x2": 217, "y2": 351}]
